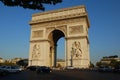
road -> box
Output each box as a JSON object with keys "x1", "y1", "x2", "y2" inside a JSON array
[{"x1": 0, "y1": 70, "x2": 120, "y2": 80}]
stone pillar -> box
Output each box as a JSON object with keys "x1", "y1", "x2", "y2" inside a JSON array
[
  {"x1": 49, "y1": 47, "x2": 52, "y2": 67},
  {"x1": 54, "y1": 43, "x2": 57, "y2": 67}
]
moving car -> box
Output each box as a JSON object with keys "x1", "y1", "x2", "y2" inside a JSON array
[{"x1": 36, "y1": 66, "x2": 52, "y2": 74}]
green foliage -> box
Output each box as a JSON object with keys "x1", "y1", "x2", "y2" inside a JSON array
[
  {"x1": 103, "y1": 55, "x2": 118, "y2": 58},
  {"x1": 96, "y1": 62, "x2": 102, "y2": 67},
  {"x1": 110, "y1": 59, "x2": 120, "y2": 68},
  {"x1": 89, "y1": 62, "x2": 94, "y2": 68},
  {"x1": 16, "y1": 59, "x2": 28, "y2": 67},
  {"x1": 0, "y1": 0, "x2": 62, "y2": 10}
]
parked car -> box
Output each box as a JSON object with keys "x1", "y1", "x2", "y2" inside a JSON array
[
  {"x1": 3, "y1": 66, "x2": 21, "y2": 73},
  {"x1": 36, "y1": 66, "x2": 52, "y2": 74},
  {"x1": 0, "y1": 69, "x2": 9, "y2": 76}
]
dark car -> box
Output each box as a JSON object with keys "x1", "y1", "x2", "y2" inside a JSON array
[
  {"x1": 0, "y1": 69, "x2": 9, "y2": 76},
  {"x1": 113, "y1": 66, "x2": 120, "y2": 73},
  {"x1": 26, "y1": 66, "x2": 38, "y2": 71},
  {"x1": 36, "y1": 66, "x2": 52, "y2": 74}
]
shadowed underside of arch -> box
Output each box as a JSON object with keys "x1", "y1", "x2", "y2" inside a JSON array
[
  {"x1": 48, "y1": 30, "x2": 65, "y2": 67},
  {"x1": 52, "y1": 30, "x2": 65, "y2": 44}
]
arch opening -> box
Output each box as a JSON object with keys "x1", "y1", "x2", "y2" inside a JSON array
[
  {"x1": 48, "y1": 29, "x2": 65, "y2": 67},
  {"x1": 57, "y1": 37, "x2": 65, "y2": 67}
]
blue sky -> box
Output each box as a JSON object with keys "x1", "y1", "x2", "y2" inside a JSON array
[{"x1": 0, "y1": 0, "x2": 120, "y2": 64}]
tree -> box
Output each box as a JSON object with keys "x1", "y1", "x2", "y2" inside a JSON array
[
  {"x1": 110, "y1": 59, "x2": 120, "y2": 68},
  {"x1": 0, "y1": 0, "x2": 62, "y2": 10},
  {"x1": 16, "y1": 59, "x2": 28, "y2": 68},
  {"x1": 96, "y1": 62, "x2": 102, "y2": 67},
  {"x1": 89, "y1": 62, "x2": 94, "y2": 68},
  {"x1": 109, "y1": 55, "x2": 118, "y2": 58}
]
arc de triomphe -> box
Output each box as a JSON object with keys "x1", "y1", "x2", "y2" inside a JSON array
[{"x1": 28, "y1": 5, "x2": 90, "y2": 68}]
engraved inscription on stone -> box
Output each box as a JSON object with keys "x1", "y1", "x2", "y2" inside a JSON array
[
  {"x1": 69, "y1": 25, "x2": 83, "y2": 35},
  {"x1": 32, "y1": 30, "x2": 43, "y2": 38}
]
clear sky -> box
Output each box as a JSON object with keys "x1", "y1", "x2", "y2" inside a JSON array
[{"x1": 0, "y1": 0, "x2": 120, "y2": 64}]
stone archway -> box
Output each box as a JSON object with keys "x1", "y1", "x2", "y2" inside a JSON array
[
  {"x1": 28, "y1": 5, "x2": 90, "y2": 68},
  {"x1": 48, "y1": 29, "x2": 65, "y2": 67}
]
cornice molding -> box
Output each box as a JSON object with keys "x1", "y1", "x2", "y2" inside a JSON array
[
  {"x1": 32, "y1": 5, "x2": 86, "y2": 17},
  {"x1": 65, "y1": 36, "x2": 87, "y2": 39},
  {"x1": 29, "y1": 5, "x2": 89, "y2": 27},
  {"x1": 30, "y1": 39, "x2": 49, "y2": 43}
]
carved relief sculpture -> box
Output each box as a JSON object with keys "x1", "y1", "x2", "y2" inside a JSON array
[
  {"x1": 71, "y1": 41, "x2": 82, "y2": 58},
  {"x1": 56, "y1": 25, "x2": 67, "y2": 35},
  {"x1": 32, "y1": 44, "x2": 41, "y2": 59}
]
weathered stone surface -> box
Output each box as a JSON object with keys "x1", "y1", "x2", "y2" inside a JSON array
[{"x1": 29, "y1": 5, "x2": 90, "y2": 68}]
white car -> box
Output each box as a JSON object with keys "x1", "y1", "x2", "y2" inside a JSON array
[{"x1": 4, "y1": 66, "x2": 21, "y2": 73}]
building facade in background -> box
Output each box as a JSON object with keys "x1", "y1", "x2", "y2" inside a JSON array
[{"x1": 0, "y1": 57, "x2": 5, "y2": 63}]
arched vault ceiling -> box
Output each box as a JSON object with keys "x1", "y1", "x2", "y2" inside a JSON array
[{"x1": 52, "y1": 30, "x2": 65, "y2": 44}]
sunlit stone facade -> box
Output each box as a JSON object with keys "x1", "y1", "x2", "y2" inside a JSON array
[{"x1": 29, "y1": 5, "x2": 90, "y2": 68}]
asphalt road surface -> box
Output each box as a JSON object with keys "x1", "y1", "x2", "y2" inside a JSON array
[{"x1": 0, "y1": 70, "x2": 120, "y2": 80}]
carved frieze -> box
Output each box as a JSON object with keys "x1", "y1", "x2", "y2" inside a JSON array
[
  {"x1": 32, "y1": 30, "x2": 43, "y2": 38},
  {"x1": 46, "y1": 27, "x2": 55, "y2": 34},
  {"x1": 30, "y1": 5, "x2": 86, "y2": 24},
  {"x1": 56, "y1": 25, "x2": 67, "y2": 35},
  {"x1": 69, "y1": 25, "x2": 83, "y2": 35},
  {"x1": 46, "y1": 25, "x2": 67, "y2": 37},
  {"x1": 31, "y1": 18, "x2": 85, "y2": 29}
]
